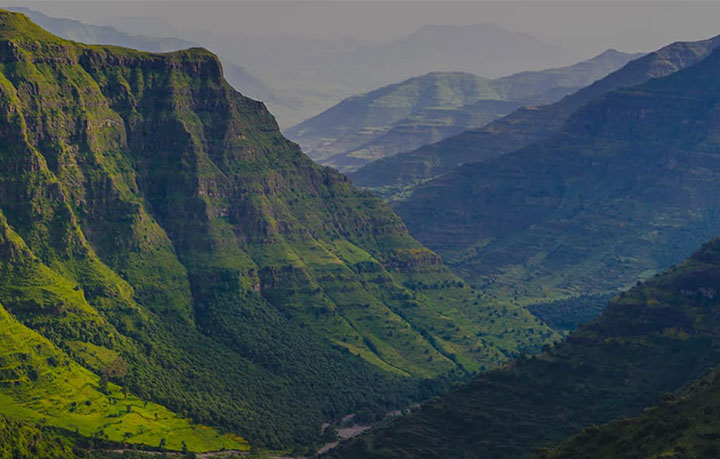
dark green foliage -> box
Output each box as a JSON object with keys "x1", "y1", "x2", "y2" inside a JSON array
[
  {"x1": 539, "y1": 368, "x2": 720, "y2": 458},
  {"x1": 330, "y1": 236, "x2": 720, "y2": 458},
  {"x1": 0, "y1": 416, "x2": 75, "y2": 458},
  {"x1": 527, "y1": 294, "x2": 615, "y2": 331}
]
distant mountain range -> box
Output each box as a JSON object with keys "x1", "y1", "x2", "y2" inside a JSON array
[
  {"x1": 287, "y1": 49, "x2": 640, "y2": 172},
  {"x1": 286, "y1": 72, "x2": 523, "y2": 172},
  {"x1": 332, "y1": 230, "x2": 720, "y2": 457},
  {"x1": 350, "y1": 37, "x2": 720, "y2": 195},
  {"x1": 389, "y1": 35, "x2": 720, "y2": 322}
]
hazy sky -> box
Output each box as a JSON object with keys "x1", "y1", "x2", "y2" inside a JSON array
[{"x1": 5, "y1": 1, "x2": 720, "y2": 57}]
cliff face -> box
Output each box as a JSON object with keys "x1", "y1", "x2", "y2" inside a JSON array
[{"x1": 0, "y1": 10, "x2": 553, "y2": 448}]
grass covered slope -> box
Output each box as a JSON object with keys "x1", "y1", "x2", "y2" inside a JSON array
[
  {"x1": 0, "y1": 9, "x2": 553, "y2": 449},
  {"x1": 290, "y1": 50, "x2": 638, "y2": 173},
  {"x1": 350, "y1": 36, "x2": 719, "y2": 195},
  {"x1": 330, "y1": 236, "x2": 720, "y2": 458},
  {"x1": 391, "y1": 40, "x2": 720, "y2": 322}
]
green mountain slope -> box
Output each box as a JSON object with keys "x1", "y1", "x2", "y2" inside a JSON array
[
  {"x1": 0, "y1": 9, "x2": 553, "y2": 450},
  {"x1": 289, "y1": 50, "x2": 639, "y2": 173},
  {"x1": 539, "y1": 366, "x2": 720, "y2": 459},
  {"x1": 329, "y1": 234, "x2": 720, "y2": 458},
  {"x1": 390, "y1": 39, "x2": 720, "y2": 326},
  {"x1": 0, "y1": 291, "x2": 245, "y2": 452},
  {"x1": 350, "y1": 36, "x2": 720, "y2": 195}
]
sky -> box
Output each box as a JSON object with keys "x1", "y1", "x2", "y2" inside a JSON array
[{"x1": 5, "y1": 1, "x2": 720, "y2": 57}]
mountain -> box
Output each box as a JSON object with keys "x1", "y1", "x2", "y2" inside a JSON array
[
  {"x1": 350, "y1": 36, "x2": 720, "y2": 195},
  {"x1": 0, "y1": 9, "x2": 553, "y2": 452},
  {"x1": 286, "y1": 72, "x2": 519, "y2": 171},
  {"x1": 222, "y1": 63, "x2": 313, "y2": 128},
  {"x1": 313, "y1": 23, "x2": 575, "y2": 88},
  {"x1": 538, "y1": 366, "x2": 720, "y2": 458},
  {"x1": 390, "y1": 40, "x2": 720, "y2": 326},
  {"x1": 329, "y1": 234, "x2": 720, "y2": 458},
  {"x1": 288, "y1": 50, "x2": 639, "y2": 173}
]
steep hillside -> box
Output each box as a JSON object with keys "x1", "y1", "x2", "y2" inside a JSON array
[
  {"x1": 389, "y1": 40, "x2": 720, "y2": 323},
  {"x1": 0, "y1": 9, "x2": 553, "y2": 449},
  {"x1": 330, "y1": 235, "x2": 720, "y2": 458},
  {"x1": 0, "y1": 416, "x2": 78, "y2": 458},
  {"x1": 289, "y1": 50, "x2": 638, "y2": 172},
  {"x1": 538, "y1": 366, "x2": 720, "y2": 459},
  {"x1": 351, "y1": 36, "x2": 720, "y2": 194}
]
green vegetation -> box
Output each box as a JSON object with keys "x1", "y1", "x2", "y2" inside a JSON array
[
  {"x1": 9, "y1": 6, "x2": 312, "y2": 130},
  {"x1": 350, "y1": 36, "x2": 719, "y2": 194},
  {"x1": 526, "y1": 294, "x2": 615, "y2": 331},
  {"x1": 539, "y1": 367, "x2": 720, "y2": 458},
  {"x1": 0, "y1": 415, "x2": 78, "y2": 458},
  {"x1": 289, "y1": 50, "x2": 639, "y2": 173},
  {"x1": 330, "y1": 235, "x2": 720, "y2": 458},
  {"x1": 0, "y1": 9, "x2": 554, "y2": 451}
]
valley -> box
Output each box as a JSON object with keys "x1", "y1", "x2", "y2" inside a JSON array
[{"x1": 2, "y1": 2, "x2": 720, "y2": 458}]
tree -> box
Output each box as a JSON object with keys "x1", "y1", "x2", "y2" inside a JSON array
[{"x1": 100, "y1": 371, "x2": 108, "y2": 394}]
